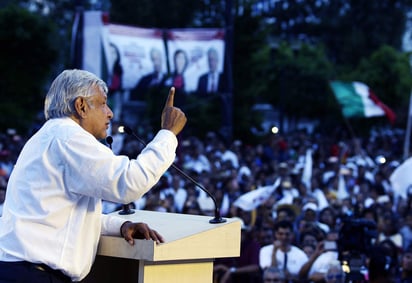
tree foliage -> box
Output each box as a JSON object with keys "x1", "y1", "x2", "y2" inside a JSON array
[
  {"x1": 4, "y1": 0, "x2": 412, "y2": 140},
  {"x1": 267, "y1": 42, "x2": 334, "y2": 118},
  {"x1": 0, "y1": 5, "x2": 58, "y2": 133},
  {"x1": 267, "y1": 0, "x2": 411, "y2": 66},
  {"x1": 109, "y1": 0, "x2": 204, "y2": 28},
  {"x1": 231, "y1": 4, "x2": 272, "y2": 142}
]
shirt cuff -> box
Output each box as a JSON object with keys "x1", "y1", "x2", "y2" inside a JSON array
[
  {"x1": 101, "y1": 214, "x2": 129, "y2": 236},
  {"x1": 154, "y1": 129, "x2": 178, "y2": 148}
]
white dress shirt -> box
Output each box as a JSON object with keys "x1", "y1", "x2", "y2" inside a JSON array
[
  {"x1": 208, "y1": 72, "x2": 218, "y2": 92},
  {"x1": 259, "y1": 244, "x2": 308, "y2": 275},
  {"x1": 0, "y1": 117, "x2": 177, "y2": 281}
]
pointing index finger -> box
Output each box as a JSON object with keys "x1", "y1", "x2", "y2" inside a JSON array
[{"x1": 165, "y1": 87, "x2": 175, "y2": 108}]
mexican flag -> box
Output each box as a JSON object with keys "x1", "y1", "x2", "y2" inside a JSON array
[{"x1": 330, "y1": 81, "x2": 396, "y2": 124}]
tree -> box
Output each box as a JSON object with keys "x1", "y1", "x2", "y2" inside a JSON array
[
  {"x1": 231, "y1": 4, "x2": 273, "y2": 142},
  {"x1": 267, "y1": 42, "x2": 334, "y2": 119},
  {"x1": 0, "y1": 5, "x2": 58, "y2": 133},
  {"x1": 109, "y1": 0, "x2": 204, "y2": 28},
  {"x1": 323, "y1": 0, "x2": 409, "y2": 68},
  {"x1": 265, "y1": 0, "x2": 411, "y2": 67}
]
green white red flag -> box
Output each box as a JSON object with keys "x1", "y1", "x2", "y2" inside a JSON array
[{"x1": 329, "y1": 81, "x2": 396, "y2": 124}]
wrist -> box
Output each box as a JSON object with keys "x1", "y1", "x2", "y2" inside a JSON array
[{"x1": 120, "y1": 221, "x2": 132, "y2": 237}]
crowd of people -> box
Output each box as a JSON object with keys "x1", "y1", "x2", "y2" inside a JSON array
[{"x1": 1, "y1": 89, "x2": 412, "y2": 282}]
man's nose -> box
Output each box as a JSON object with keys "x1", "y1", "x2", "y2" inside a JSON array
[{"x1": 107, "y1": 106, "x2": 114, "y2": 119}]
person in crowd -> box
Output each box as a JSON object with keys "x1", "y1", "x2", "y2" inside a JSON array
[
  {"x1": 274, "y1": 204, "x2": 298, "y2": 224},
  {"x1": 259, "y1": 220, "x2": 308, "y2": 282},
  {"x1": 159, "y1": 174, "x2": 188, "y2": 213},
  {"x1": 378, "y1": 239, "x2": 401, "y2": 280},
  {"x1": 377, "y1": 210, "x2": 403, "y2": 251},
  {"x1": 301, "y1": 243, "x2": 316, "y2": 259},
  {"x1": 401, "y1": 211, "x2": 412, "y2": 251},
  {"x1": 183, "y1": 141, "x2": 211, "y2": 174},
  {"x1": 299, "y1": 230, "x2": 320, "y2": 257},
  {"x1": 318, "y1": 206, "x2": 338, "y2": 232},
  {"x1": 258, "y1": 226, "x2": 275, "y2": 248},
  {"x1": 324, "y1": 260, "x2": 345, "y2": 283},
  {"x1": 401, "y1": 245, "x2": 412, "y2": 283},
  {"x1": 368, "y1": 245, "x2": 395, "y2": 283},
  {"x1": 299, "y1": 201, "x2": 330, "y2": 234},
  {"x1": 299, "y1": 231, "x2": 339, "y2": 282},
  {"x1": 0, "y1": 69, "x2": 187, "y2": 282},
  {"x1": 214, "y1": 221, "x2": 261, "y2": 283},
  {"x1": 262, "y1": 266, "x2": 287, "y2": 283}
]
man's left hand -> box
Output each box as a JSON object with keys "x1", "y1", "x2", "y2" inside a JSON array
[{"x1": 121, "y1": 222, "x2": 165, "y2": 245}]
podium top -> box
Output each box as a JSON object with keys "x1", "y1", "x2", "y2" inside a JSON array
[{"x1": 97, "y1": 210, "x2": 241, "y2": 261}]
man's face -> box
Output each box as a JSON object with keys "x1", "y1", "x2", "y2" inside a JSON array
[
  {"x1": 275, "y1": 227, "x2": 292, "y2": 247},
  {"x1": 151, "y1": 51, "x2": 162, "y2": 73},
  {"x1": 302, "y1": 234, "x2": 317, "y2": 247},
  {"x1": 304, "y1": 209, "x2": 317, "y2": 222},
  {"x1": 80, "y1": 85, "x2": 113, "y2": 140},
  {"x1": 260, "y1": 228, "x2": 274, "y2": 246},
  {"x1": 403, "y1": 252, "x2": 412, "y2": 271},
  {"x1": 175, "y1": 52, "x2": 186, "y2": 74}
]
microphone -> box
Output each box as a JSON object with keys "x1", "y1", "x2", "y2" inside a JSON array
[
  {"x1": 105, "y1": 136, "x2": 113, "y2": 150},
  {"x1": 122, "y1": 126, "x2": 226, "y2": 224},
  {"x1": 106, "y1": 135, "x2": 135, "y2": 215}
]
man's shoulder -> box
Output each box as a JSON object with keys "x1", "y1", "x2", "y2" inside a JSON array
[
  {"x1": 260, "y1": 244, "x2": 274, "y2": 253},
  {"x1": 45, "y1": 118, "x2": 94, "y2": 142},
  {"x1": 290, "y1": 245, "x2": 308, "y2": 257}
]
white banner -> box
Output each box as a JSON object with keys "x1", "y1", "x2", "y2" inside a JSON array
[
  {"x1": 102, "y1": 24, "x2": 166, "y2": 91},
  {"x1": 80, "y1": 12, "x2": 226, "y2": 97},
  {"x1": 166, "y1": 29, "x2": 225, "y2": 93}
]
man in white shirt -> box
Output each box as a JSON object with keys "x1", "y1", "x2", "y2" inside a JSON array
[
  {"x1": 0, "y1": 69, "x2": 187, "y2": 282},
  {"x1": 259, "y1": 220, "x2": 308, "y2": 282}
]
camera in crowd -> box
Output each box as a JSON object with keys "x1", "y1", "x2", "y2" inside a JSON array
[{"x1": 337, "y1": 218, "x2": 377, "y2": 282}]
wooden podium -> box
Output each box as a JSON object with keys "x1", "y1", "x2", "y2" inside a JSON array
[{"x1": 81, "y1": 210, "x2": 241, "y2": 283}]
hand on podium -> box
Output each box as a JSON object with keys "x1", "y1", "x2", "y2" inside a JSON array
[{"x1": 120, "y1": 221, "x2": 165, "y2": 245}]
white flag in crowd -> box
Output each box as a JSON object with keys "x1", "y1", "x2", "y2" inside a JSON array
[
  {"x1": 233, "y1": 179, "x2": 281, "y2": 211},
  {"x1": 301, "y1": 148, "x2": 313, "y2": 192},
  {"x1": 390, "y1": 157, "x2": 412, "y2": 199}
]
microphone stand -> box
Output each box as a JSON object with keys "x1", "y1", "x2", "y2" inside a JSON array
[
  {"x1": 123, "y1": 126, "x2": 226, "y2": 224},
  {"x1": 118, "y1": 203, "x2": 135, "y2": 215},
  {"x1": 106, "y1": 136, "x2": 135, "y2": 215}
]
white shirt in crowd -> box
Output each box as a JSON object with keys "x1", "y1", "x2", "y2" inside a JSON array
[{"x1": 259, "y1": 244, "x2": 309, "y2": 275}]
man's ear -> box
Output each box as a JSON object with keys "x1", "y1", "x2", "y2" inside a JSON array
[{"x1": 74, "y1": 97, "x2": 88, "y2": 118}]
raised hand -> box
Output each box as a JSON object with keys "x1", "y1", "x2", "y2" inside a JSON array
[{"x1": 161, "y1": 87, "x2": 187, "y2": 136}]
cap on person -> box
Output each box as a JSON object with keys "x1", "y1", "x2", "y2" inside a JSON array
[{"x1": 303, "y1": 202, "x2": 318, "y2": 212}]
